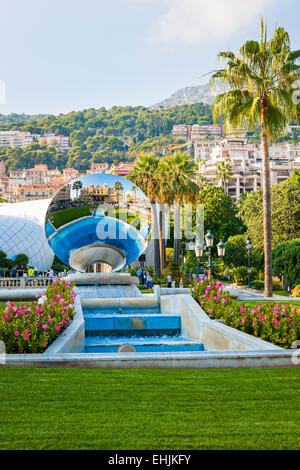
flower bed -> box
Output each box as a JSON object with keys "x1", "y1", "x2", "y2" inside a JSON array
[
  {"x1": 192, "y1": 278, "x2": 300, "y2": 348},
  {"x1": 0, "y1": 279, "x2": 76, "y2": 353}
]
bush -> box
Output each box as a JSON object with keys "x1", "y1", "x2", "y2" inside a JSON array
[
  {"x1": 292, "y1": 285, "x2": 300, "y2": 297},
  {"x1": 191, "y1": 278, "x2": 300, "y2": 348},
  {"x1": 14, "y1": 253, "x2": 29, "y2": 266},
  {"x1": 252, "y1": 280, "x2": 264, "y2": 290},
  {"x1": 272, "y1": 240, "x2": 300, "y2": 288},
  {"x1": 233, "y1": 266, "x2": 249, "y2": 284},
  {"x1": 0, "y1": 279, "x2": 76, "y2": 353}
]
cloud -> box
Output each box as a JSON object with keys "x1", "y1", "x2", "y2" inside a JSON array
[{"x1": 136, "y1": 0, "x2": 279, "y2": 45}]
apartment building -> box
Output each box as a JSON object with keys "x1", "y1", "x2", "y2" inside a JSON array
[
  {"x1": 106, "y1": 162, "x2": 135, "y2": 176},
  {"x1": 190, "y1": 124, "x2": 224, "y2": 140},
  {"x1": 171, "y1": 124, "x2": 224, "y2": 140},
  {"x1": 198, "y1": 137, "x2": 300, "y2": 201},
  {"x1": 62, "y1": 168, "x2": 80, "y2": 181},
  {"x1": 194, "y1": 140, "x2": 219, "y2": 161},
  {"x1": 39, "y1": 133, "x2": 71, "y2": 152},
  {"x1": 0, "y1": 130, "x2": 70, "y2": 151},
  {"x1": 13, "y1": 184, "x2": 63, "y2": 203},
  {"x1": 87, "y1": 162, "x2": 109, "y2": 173},
  {"x1": 0, "y1": 131, "x2": 37, "y2": 149}
]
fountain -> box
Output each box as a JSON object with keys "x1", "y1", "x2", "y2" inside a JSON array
[{"x1": 44, "y1": 173, "x2": 205, "y2": 353}]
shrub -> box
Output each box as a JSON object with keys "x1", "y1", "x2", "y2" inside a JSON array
[
  {"x1": 252, "y1": 280, "x2": 265, "y2": 290},
  {"x1": 191, "y1": 278, "x2": 300, "y2": 348},
  {"x1": 0, "y1": 279, "x2": 76, "y2": 353},
  {"x1": 233, "y1": 266, "x2": 249, "y2": 284},
  {"x1": 292, "y1": 285, "x2": 300, "y2": 297}
]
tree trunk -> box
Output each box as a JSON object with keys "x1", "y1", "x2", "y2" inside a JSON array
[
  {"x1": 173, "y1": 203, "x2": 181, "y2": 263},
  {"x1": 152, "y1": 201, "x2": 161, "y2": 275},
  {"x1": 261, "y1": 98, "x2": 273, "y2": 297},
  {"x1": 159, "y1": 204, "x2": 166, "y2": 272}
]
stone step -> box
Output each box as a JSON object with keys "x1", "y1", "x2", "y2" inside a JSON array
[
  {"x1": 84, "y1": 314, "x2": 181, "y2": 337},
  {"x1": 84, "y1": 338, "x2": 205, "y2": 353}
]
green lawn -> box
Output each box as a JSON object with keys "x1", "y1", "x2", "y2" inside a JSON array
[{"x1": 0, "y1": 368, "x2": 299, "y2": 450}]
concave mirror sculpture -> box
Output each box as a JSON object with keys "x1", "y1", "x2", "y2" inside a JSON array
[{"x1": 45, "y1": 173, "x2": 152, "y2": 272}]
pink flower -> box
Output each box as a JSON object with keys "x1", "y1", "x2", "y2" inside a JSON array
[
  {"x1": 25, "y1": 332, "x2": 30, "y2": 339},
  {"x1": 55, "y1": 326, "x2": 60, "y2": 331},
  {"x1": 221, "y1": 298, "x2": 227, "y2": 304},
  {"x1": 42, "y1": 324, "x2": 48, "y2": 329},
  {"x1": 14, "y1": 331, "x2": 20, "y2": 336},
  {"x1": 48, "y1": 317, "x2": 53, "y2": 323},
  {"x1": 240, "y1": 307, "x2": 246, "y2": 313}
]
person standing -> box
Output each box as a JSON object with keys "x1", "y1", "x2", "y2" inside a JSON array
[
  {"x1": 167, "y1": 273, "x2": 172, "y2": 288},
  {"x1": 137, "y1": 268, "x2": 143, "y2": 285},
  {"x1": 11, "y1": 265, "x2": 17, "y2": 278},
  {"x1": 146, "y1": 272, "x2": 153, "y2": 289}
]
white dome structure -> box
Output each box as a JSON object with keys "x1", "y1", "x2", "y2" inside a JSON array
[{"x1": 0, "y1": 199, "x2": 54, "y2": 272}]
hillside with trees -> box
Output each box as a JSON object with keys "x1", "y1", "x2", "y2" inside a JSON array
[{"x1": 0, "y1": 103, "x2": 213, "y2": 171}]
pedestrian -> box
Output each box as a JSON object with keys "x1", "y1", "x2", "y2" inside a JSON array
[
  {"x1": 179, "y1": 277, "x2": 183, "y2": 288},
  {"x1": 146, "y1": 272, "x2": 153, "y2": 289},
  {"x1": 167, "y1": 273, "x2": 172, "y2": 288},
  {"x1": 18, "y1": 265, "x2": 24, "y2": 277},
  {"x1": 11, "y1": 265, "x2": 17, "y2": 278},
  {"x1": 137, "y1": 267, "x2": 143, "y2": 285}
]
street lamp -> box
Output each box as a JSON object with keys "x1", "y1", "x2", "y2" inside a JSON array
[
  {"x1": 245, "y1": 236, "x2": 252, "y2": 288},
  {"x1": 205, "y1": 231, "x2": 214, "y2": 278},
  {"x1": 217, "y1": 240, "x2": 226, "y2": 258},
  {"x1": 195, "y1": 241, "x2": 206, "y2": 277}
]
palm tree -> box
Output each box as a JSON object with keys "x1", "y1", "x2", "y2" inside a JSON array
[
  {"x1": 72, "y1": 180, "x2": 83, "y2": 198},
  {"x1": 131, "y1": 185, "x2": 137, "y2": 202},
  {"x1": 114, "y1": 181, "x2": 123, "y2": 205},
  {"x1": 129, "y1": 154, "x2": 161, "y2": 275},
  {"x1": 211, "y1": 19, "x2": 299, "y2": 297},
  {"x1": 216, "y1": 160, "x2": 232, "y2": 193},
  {"x1": 159, "y1": 152, "x2": 198, "y2": 263}
]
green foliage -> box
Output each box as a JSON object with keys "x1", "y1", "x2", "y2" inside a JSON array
[
  {"x1": 240, "y1": 176, "x2": 300, "y2": 252},
  {"x1": 0, "y1": 103, "x2": 214, "y2": 171},
  {"x1": 14, "y1": 254, "x2": 29, "y2": 266},
  {"x1": 223, "y1": 234, "x2": 263, "y2": 270},
  {"x1": 192, "y1": 278, "x2": 300, "y2": 348},
  {"x1": 211, "y1": 21, "x2": 299, "y2": 138},
  {"x1": 272, "y1": 239, "x2": 300, "y2": 287},
  {"x1": 233, "y1": 266, "x2": 249, "y2": 284},
  {"x1": 197, "y1": 183, "x2": 245, "y2": 242},
  {"x1": 0, "y1": 250, "x2": 7, "y2": 268},
  {"x1": 251, "y1": 280, "x2": 265, "y2": 290}
]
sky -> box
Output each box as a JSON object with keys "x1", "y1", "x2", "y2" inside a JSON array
[{"x1": 0, "y1": 0, "x2": 299, "y2": 115}]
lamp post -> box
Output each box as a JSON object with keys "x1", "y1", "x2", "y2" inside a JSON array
[
  {"x1": 217, "y1": 239, "x2": 226, "y2": 258},
  {"x1": 205, "y1": 230, "x2": 214, "y2": 278},
  {"x1": 245, "y1": 236, "x2": 252, "y2": 288},
  {"x1": 195, "y1": 241, "x2": 206, "y2": 278}
]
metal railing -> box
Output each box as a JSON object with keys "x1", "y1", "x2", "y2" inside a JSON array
[{"x1": 0, "y1": 277, "x2": 54, "y2": 289}]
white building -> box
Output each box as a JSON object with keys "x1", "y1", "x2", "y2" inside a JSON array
[
  {"x1": 0, "y1": 131, "x2": 37, "y2": 149},
  {"x1": 198, "y1": 136, "x2": 300, "y2": 201},
  {"x1": 0, "y1": 199, "x2": 54, "y2": 271}
]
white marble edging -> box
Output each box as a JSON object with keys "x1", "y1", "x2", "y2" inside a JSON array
[{"x1": 43, "y1": 295, "x2": 85, "y2": 354}]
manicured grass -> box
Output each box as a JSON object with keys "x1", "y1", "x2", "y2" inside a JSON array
[
  {"x1": 49, "y1": 206, "x2": 96, "y2": 228},
  {"x1": 0, "y1": 368, "x2": 299, "y2": 450}
]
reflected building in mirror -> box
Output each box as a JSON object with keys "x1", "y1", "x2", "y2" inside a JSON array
[{"x1": 45, "y1": 173, "x2": 152, "y2": 273}]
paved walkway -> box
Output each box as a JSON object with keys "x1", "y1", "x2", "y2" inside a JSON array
[{"x1": 225, "y1": 286, "x2": 300, "y2": 301}]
